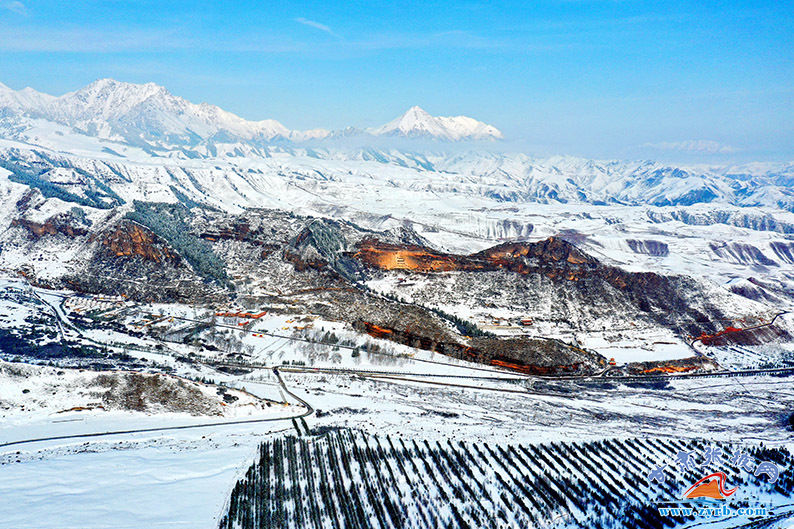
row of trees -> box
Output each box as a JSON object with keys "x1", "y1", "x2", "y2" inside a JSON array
[
  {"x1": 378, "y1": 290, "x2": 495, "y2": 338},
  {"x1": 219, "y1": 430, "x2": 794, "y2": 529}
]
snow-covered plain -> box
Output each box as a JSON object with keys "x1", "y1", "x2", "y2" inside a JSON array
[{"x1": 0, "y1": 424, "x2": 291, "y2": 529}]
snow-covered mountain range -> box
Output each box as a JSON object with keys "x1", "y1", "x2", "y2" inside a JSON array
[
  {"x1": 0, "y1": 79, "x2": 503, "y2": 151},
  {"x1": 0, "y1": 78, "x2": 791, "y2": 220},
  {"x1": 1, "y1": 75, "x2": 793, "y2": 306}
]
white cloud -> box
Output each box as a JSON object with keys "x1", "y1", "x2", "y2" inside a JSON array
[
  {"x1": 2, "y1": 1, "x2": 27, "y2": 15},
  {"x1": 0, "y1": 27, "x2": 192, "y2": 52},
  {"x1": 294, "y1": 17, "x2": 341, "y2": 39},
  {"x1": 0, "y1": 26, "x2": 305, "y2": 53},
  {"x1": 644, "y1": 140, "x2": 737, "y2": 154}
]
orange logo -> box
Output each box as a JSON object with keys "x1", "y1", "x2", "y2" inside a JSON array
[{"x1": 682, "y1": 472, "x2": 738, "y2": 500}]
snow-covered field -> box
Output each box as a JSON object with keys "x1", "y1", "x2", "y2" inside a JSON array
[
  {"x1": 286, "y1": 369, "x2": 794, "y2": 445},
  {"x1": 0, "y1": 424, "x2": 290, "y2": 529},
  {"x1": 219, "y1": 429, "x2": 794, "y2": 529},
  {"x1": 3, "y1": 358, "x2": 792, "y2": 528},
  {"x1": 0, "y1": 357, "x2": 304, "y2": 529}
]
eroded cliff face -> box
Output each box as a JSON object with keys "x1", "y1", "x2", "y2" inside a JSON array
[
  {"x1": 97, "y1": 220, "x2": 181, "y2": 265},
  {"x1": 12, "y1": 217, "x2": 88, "y2": 239},
  {"x1": 200, "y1": 222, "x2": 279, "y2": 258},
  {"x1": 627, "y1": 356, "x2": 718, "y2": 375},
  {"x1": 352, "y1": 237, "x2": 598, "y2": 277},
  {"x1": 696, "y1": 324, "x2": 791, "y2": 346},
  {"x1": 356, "y1": 320, "x2": 604, "y2": 375},
  {"x1": 351, "y1": 236, "x2": 747, "y2": 337},
  {"x1": 57, "y1": 219, "x2": 217, "y2": 304},
  {"x1": 352, "y1": 236, "x2": 672, "y2": 286},
  {"x1": 4, "y1": 196, "x2": 782, "y2": 375},
  {"x1": 353, "y1": 240, "x2": 465, "y2": 272}
]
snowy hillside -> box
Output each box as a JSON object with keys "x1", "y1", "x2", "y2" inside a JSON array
[
  {"x1": 0, "y1": 360, "x2": 275, "y2": 418},
  {"x1": 1, "y1": 142, "x2": 793, "y2": 308}
]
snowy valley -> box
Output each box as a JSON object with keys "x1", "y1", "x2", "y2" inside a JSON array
[{"x1": 0, "y1": 78, "x2": 793, "y2": 529}]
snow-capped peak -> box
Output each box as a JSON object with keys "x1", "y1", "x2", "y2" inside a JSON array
[
  {"x1": 369, "y1": 106, "x2": 503, "y2": 141},
  {"x1": 49, "y1": 78, "x2": 175, "y2": 121},
  {"x1": 0, "y1": 78, "x2": 303, "y2": 145},
  {"x1": 0, "y1": 82, "x2": 55, "y2": 113},
  {"x1": 399, "y1": 106, "x2": 435, "y2": 126}
]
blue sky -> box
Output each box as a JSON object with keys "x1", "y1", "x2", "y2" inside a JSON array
[{"x1": 0, "y1": 0, "x2": 792, "y2": 160}]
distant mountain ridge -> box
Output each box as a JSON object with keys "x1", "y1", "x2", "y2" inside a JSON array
[
  {"x1": 0, "y1": 79, "x2": 503, "y2": 151},
  {"x1": 1, "y1": 79, "x2": 793, "y2": 219}
]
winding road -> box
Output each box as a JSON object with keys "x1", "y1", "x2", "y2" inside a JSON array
[
  {"x1": 4, "y1": 279, "x2": 793, "y2": 451},
  {"x1": 689, "y1": 311, "x2": 790, "y2": 347}
]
